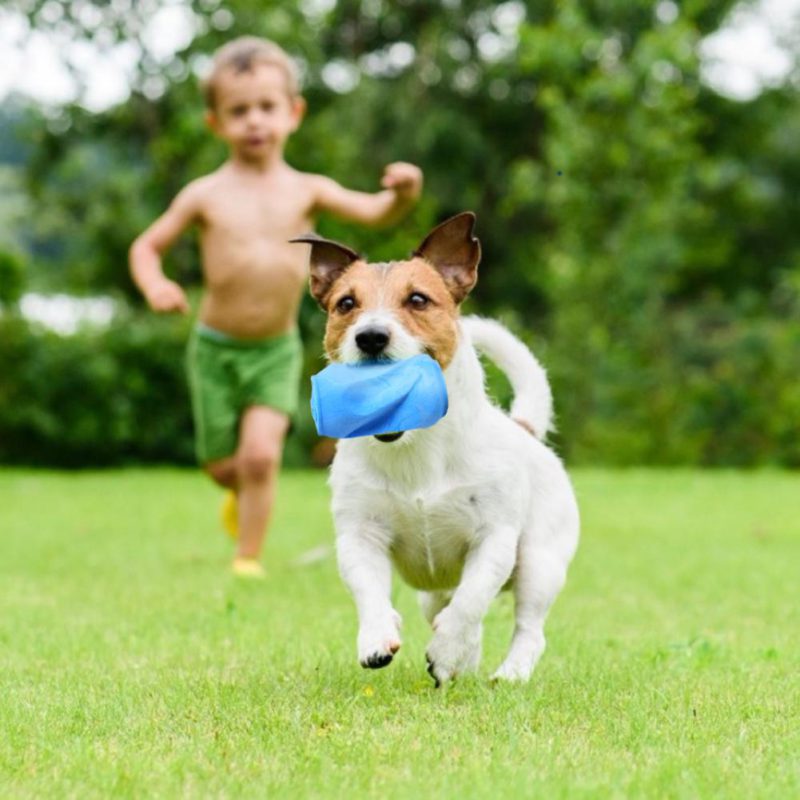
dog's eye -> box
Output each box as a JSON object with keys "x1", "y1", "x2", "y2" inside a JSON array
[
  {"x1": 407, "y1": 292, "x2": 429, "y2": 310},
  {"x1": 336, "y1": 296, "x2": 356, "y2": 313}
]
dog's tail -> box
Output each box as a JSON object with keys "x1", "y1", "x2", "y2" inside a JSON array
[{"x1": 461, "y1": 315, "x2": 553, "y2": 439}]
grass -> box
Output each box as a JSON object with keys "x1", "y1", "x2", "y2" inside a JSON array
[{"x1": 1, "y1": 467, "x2": 798, "y2": 799}]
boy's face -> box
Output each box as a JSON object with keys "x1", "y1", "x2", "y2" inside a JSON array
[{"x1": 207, "y1": 63, "x2": 305, "y2": 160}]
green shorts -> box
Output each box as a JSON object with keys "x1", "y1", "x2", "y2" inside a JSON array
[{"x1": 186, "y1": 323, "x2": 303, "y2": 464}]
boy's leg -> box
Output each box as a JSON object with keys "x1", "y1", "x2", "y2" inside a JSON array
[
  {"x1": 204, "y1": 459, "x2": 239, "y2": 540},
  {"x1": 234, "y1": 405, "x2": 290, "y2": 560},
  {"x1": 188, "y1": 330, "x2": 239, "y2": 492},
  {"x1": 205, "y1": 457, "x2": 237, "y2": 489}
]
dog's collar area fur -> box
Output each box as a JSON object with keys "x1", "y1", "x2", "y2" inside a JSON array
[{"x1": 374, "y1": 432, "x2": 405, "y2": 443}]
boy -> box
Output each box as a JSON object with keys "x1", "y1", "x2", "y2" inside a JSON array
[{"x1": 129, "y1": 37, "x2": 423, "y2": 578}]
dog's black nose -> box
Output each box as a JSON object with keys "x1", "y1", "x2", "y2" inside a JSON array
[{"x1": 355, "y1": 327, "x2": 390, "y2": 356}]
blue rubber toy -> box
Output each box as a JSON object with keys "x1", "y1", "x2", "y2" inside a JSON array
[{"x1": 310, "y1": 354, "x2": 449, "y2": 439}]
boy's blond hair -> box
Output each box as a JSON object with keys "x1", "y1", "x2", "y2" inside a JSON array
[{"x1": 202, "y1": 36, "x2": 300, "y2": 107}]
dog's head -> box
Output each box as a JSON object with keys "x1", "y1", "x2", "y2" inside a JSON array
[{"x1": 292, "y1": 212, "x2": 480, "y2": 368}]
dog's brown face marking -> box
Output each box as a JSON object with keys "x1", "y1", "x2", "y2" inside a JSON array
[{"x1": 323, "y1": 257, "x2": 460, "y2": 369}]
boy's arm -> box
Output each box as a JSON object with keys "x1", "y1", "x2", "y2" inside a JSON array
[
  {"x1": 129, "y1": 183, "x2": 202, "y2": 314},
  {"x1": 311, "y1": 162, "x2": 423, "y2": 228}
]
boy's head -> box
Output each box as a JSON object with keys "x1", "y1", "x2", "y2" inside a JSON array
[
  {"x1": 202, "y1": 37, "x2": 300, "y2": 107},
  {"x1": 202, "y1": 37, "x2": 305, "y2": 160}
]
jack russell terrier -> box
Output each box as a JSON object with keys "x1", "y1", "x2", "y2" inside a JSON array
[{"x1": 293, "y1": 213, "x2": 579, "y2": 684}]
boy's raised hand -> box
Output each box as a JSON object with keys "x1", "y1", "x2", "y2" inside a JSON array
[
  {"x1": 381, "y1": 162, "x2": 423, "y2": 201},
  {"x1": 145, "y1": 278, "x2": 190, "y2": 314}
]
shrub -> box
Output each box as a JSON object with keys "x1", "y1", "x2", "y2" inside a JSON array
[
  {"x1": 0, "y1": 313, "x2": 194, "y2": 466},
  {"x1": 2, "y1": 302, "x2": 799, "y2": 468},
  {"x1": 0, "y1": 250, "x2": 26, "y2": 305}
]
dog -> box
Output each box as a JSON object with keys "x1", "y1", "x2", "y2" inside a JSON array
[{"x1": 293, "y1": 213, "x2": 579, "y2": 684}]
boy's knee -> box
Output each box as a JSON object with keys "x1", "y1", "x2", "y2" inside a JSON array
[
  {"x1": 206, "y1": 458, "x2": 237, "y2": 488},
  {"x1": 238, "y1": 447, "x2": 280, "y2": 483}
]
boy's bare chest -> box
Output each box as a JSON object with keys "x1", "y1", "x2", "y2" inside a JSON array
[{"x1": 201, "y1": 182, "x2": 313, "y2": 240}]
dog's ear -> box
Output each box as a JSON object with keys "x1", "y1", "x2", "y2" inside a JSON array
[
  {"x1": 290, "y1": 233, "x2": 361, "y2": 308},
  {"x1": 413, "y1": 212, "x2": 480, "y2": 303}
]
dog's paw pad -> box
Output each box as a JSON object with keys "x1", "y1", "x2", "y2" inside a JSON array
[{"x1": 361, "y1": 651, "x2": 395, "y2": 669}]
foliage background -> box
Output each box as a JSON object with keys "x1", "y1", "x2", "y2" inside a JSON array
[{"x1": 1, "y1": 0, "x2": 799, "y2": 467}]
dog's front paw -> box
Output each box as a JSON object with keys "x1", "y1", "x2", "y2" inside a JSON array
[
  {"x1": 425, "y1": 610, "x2": 482, "y2": 686},
  {"x1": 357, "y1": 610, "x2": 402, "y2": 670}
]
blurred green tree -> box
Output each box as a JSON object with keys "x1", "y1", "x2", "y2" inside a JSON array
[{"x1": 4, "y1": 0, "x2": 800, "y2": 466}]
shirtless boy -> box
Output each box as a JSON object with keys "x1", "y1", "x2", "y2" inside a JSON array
[{"x1": 129, "y1": 37, "x2": 423, "y2": 577}]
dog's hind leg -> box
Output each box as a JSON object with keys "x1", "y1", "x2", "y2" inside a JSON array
[
  {"x1": 491, "y1": 543, "x2": 567, "y2": 682},
  {"x1": 418, "y1": 591, "x2": 452, "y2": 626}
]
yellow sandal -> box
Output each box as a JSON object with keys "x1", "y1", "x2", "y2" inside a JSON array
[
  {"x1": 220, "y1": 490, "x2": 239, "y2": 540},
  {"x1": 231, "y1": 557, "x2": 265, "y2": 579}
]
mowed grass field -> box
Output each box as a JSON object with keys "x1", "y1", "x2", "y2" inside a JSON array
[{"x1": 1, "y1": 468, "x2": 798, "y2": 799}]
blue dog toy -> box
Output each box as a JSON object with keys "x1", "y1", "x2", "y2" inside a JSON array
[{"x1": 310, "y1": 354, "x2": 448, "y2": 439}]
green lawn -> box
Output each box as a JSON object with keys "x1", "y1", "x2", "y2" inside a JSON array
[{"x1": 1, "y1": 468, "x2": 798, "y2": 798}]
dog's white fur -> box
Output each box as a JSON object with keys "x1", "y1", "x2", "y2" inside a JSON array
[{"x1": 299, "y1": 216, "x2": 579, "y2": 683}]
